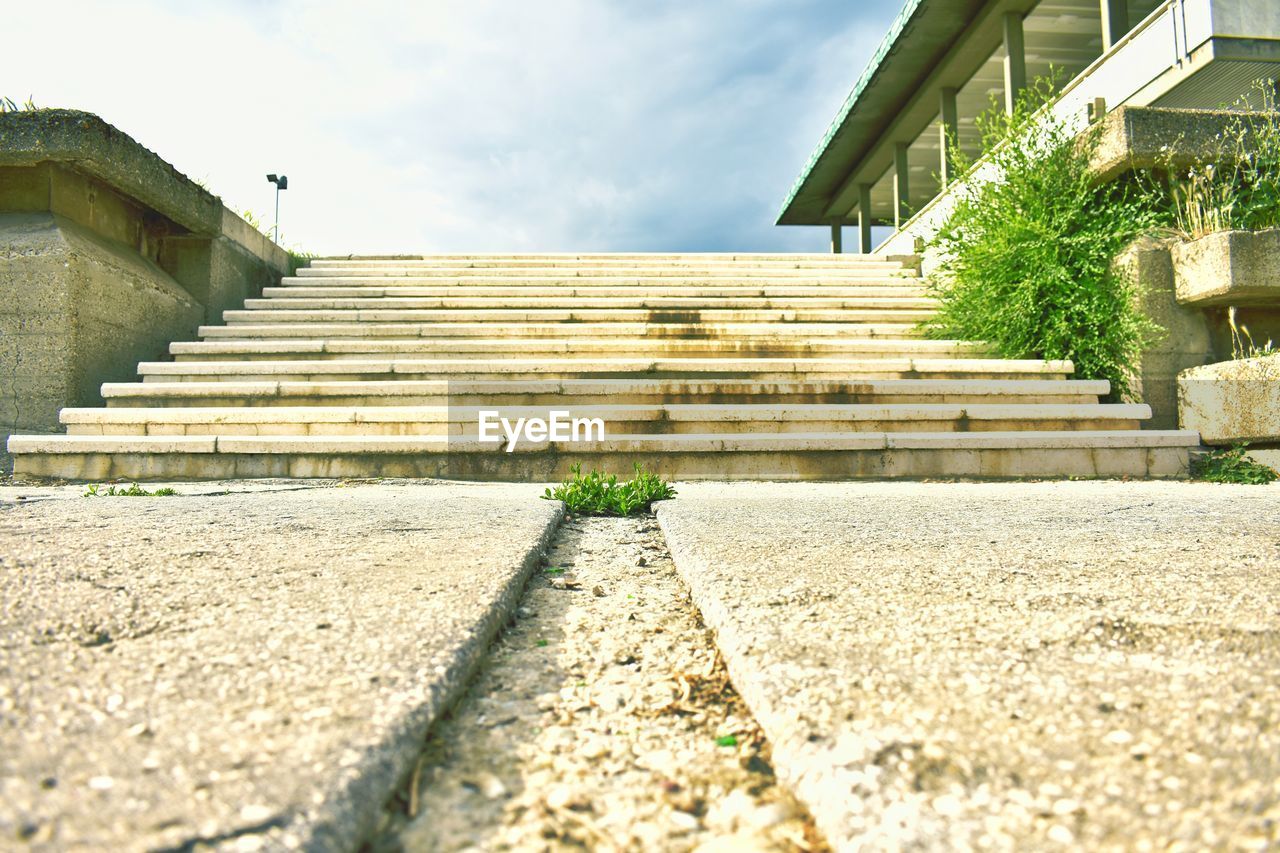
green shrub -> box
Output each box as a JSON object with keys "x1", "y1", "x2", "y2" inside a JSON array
[
  {"x1": 924, "y1": 77, "x2": 1166, "y2": 400},
  {"x1": 1192, "y1": 444, "x2": 1279, "y2": 485},
  {"x1": 542, "y1": 463, "x2": 676, "y2": 516}
]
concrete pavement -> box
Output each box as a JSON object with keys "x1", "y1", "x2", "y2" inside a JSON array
[
  {"x1": 0, "y1": 481, "x2": 559, "y2": 851},
  {"x1": 657, "y1": 480, "x2": 1280, "y2": 850}
]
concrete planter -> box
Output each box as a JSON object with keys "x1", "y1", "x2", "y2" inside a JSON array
[
  {"x1": 1178, "y1": 356, "x2": 1280, "y2": 444},
  {"x1": 1172, "y1": 228, "x2": 1280, "y2": 306}
]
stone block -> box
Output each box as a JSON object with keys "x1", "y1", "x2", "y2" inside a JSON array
[
  {"x1": 1115, "y1": 237, "x2": 1215, "y2": 428},
  {"x1": 1090, "y1": 107, "x2": 1245, "y2": 184},
  {"x1": 1178, "y1": 356, "x2": 1280, "y2": 444},
  {"x1": 0, "y1": 213, "x2": 203, "y2": 471},
  {"x1": 1172, "y1": 228, "x2": 1280, "y2": 306},
  {"x1": 160, "y1": 234, "x2": 286, "y2": 323}
]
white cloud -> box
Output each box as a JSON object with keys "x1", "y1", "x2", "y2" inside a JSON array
[{"x1": 3, "y1": 0, "x2": 898, "y2": 253}]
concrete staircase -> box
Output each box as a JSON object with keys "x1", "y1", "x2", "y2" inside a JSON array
[{"x1": 8, "y1": 254, "x2": 1198, "y2": 480}]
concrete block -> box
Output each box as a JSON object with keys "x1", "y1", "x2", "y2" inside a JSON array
[
  {"x1": 1172, "y1": 228, "x2": 1280, "y2": 306},
  {"x1": 1178, "y1": 356, "x2": 1280, "y2": 444},
  {"x1": 5, "y1": 435, "x2": 217, "y2": 454},
  {"x1": 1114, "y1": 237, "x2": 1216, "y2": 428}
]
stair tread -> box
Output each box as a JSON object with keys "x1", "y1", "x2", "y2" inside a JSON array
[
  {"x1": 137, "y1": 357, "x2": 1071, "y2": 376},
  {"x1": 102, "y1": 378, "x2": 1108, "y2": 396},
  {"x1": 9, "y1": 430, "x2": 1200, "y2": 454},
  {"x1": 60, "y1": 403, "x2": 1153, "y2": 423}
]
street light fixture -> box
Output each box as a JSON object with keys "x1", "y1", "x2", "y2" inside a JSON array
[{"x1": 266, "y1": 173, "x2": 288, "y2": 243}]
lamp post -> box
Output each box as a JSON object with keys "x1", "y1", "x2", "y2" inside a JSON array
[{"x1": 266, "y1": 173, "x2": 288, "y2": 243}]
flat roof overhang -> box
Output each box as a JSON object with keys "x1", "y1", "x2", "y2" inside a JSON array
[{"x1": 777, "y1": 0, "x2": 1042, "y2": 226}]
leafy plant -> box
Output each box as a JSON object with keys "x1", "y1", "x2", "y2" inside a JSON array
[
  {"x1": 1171, "y1": 80, "x2": 1280, "y2": 238},
  {"x1": 84, "y1": 483, "x2": 177, "y2": 497},
  {"x1": 542, "y1": 463, "x2": 676, "y2": 516},
  {"x1": 924, "y1": 76, "x2": 1166, "y2": 400},
  {"x1": 1192, "y1": 444, "x2": 1279, "y2": 484}
]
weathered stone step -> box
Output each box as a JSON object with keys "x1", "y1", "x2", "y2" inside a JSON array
[
  {"x1": 242, "y1": 296, "x2": 936, "y2": 311},
  {"x1": 266, "y1": 285, "x2": 929, "y2": 298},
  {"x1": 170, "y1": 338, "x2": 978, "y2": 360},
  {"x1": 60, "y1": 403, "x2": 1153, "y2": 437},
  {"x1": 309, "y1": 252, "x2": 911, "y2": 263},
  {"x1": 197, "y1": 322, "x2": 926, "y2": 340},
  {"x1": 286, "y1": 274, "x2": 920, "y2": 285},
  {"x1": 302, "y1": 263, "x2": 921, "y2": 277},
  {"x1": 7, "y1": 430, "x2": 1199, "y2": 482},
  {"x1": 135, "y1": 358, "x2": 1071, "y2": 384},
  {"x1": 99, "y1": 378, "x2": 1111, "y2": 408},
  {"x1": 221, "y1": 308, "x2": 935, "y2": 324},
  {"x1": 309, "y1": 252, "x2": 911, "y2": 265}
]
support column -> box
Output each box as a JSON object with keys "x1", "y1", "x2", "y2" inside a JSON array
[
  {"x1": 939, "y1": 87, "x2": 959, "y2": 187},
  {"x1": 893, "y1": 142, "x2": 911, "y2": 230},
  {"x1": 857, "y1": 184, "x2": 873, "y2": 254},
  {"x1": 829, "y1": 220, "x2": 843, "y2": 254},
  {"x1": 1003, "y1": 12, "x2": 1027, "y2": 114},
  {"x1": 1099, "y1": 0, "x2": 1128, "y2": 51}
]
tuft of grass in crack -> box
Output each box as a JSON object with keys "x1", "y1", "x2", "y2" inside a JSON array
[
  {"x1": 0, "y1": 96, "x2": 40, "y2": 112},
  {"x1": 84, "y1": 483, "x2": 177, "y2": 497},
  {"x1": 1192, "y1": 445, "x2": 1278, "y2": 485},
  {"x1": 542, "y1": 463, "x2": 676, "y2": 516}
]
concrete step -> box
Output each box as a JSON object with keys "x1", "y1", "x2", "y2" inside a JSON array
[
  {"x1": 135, "y1": 358, "x2": 1073, "y2": 383},
  {"x1": 308, "y1": 252, "x2": 913, "y2": 263},
  {"x1": 99, "y1": 378, "x2": 1111, "y2": 408},
  {"x1": 265, "y1": 285, "x2": 930, "y2": 298},
  {"x1": 197, "y1": 322, "x2": 927, "y2": 340},
  {"x1": 295, "y1": 266, "x2": 921, "y2": 279},
  {"x1": 60, "y1": 403, "x2": 1154, "y2": 437},
  {"x1": 169, "y1": 338, "x2": 980, "y2": 360},
  {"x1": 7, "y1": 430, "x2": 1200, "y2": 482},
  {"x1": 308, "y1": 253, "x2": 912, "y2": 265},
  {"x1": 220, "y1": 308, "x2": 936, "y2": 324},
  {"x1": 286, "y1": 274, "x2": 921, "y2": 285},
  {"x1": 241, "y1": 296, "x2": 936, "y2": 311}
]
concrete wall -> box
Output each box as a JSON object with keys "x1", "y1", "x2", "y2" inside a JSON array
[
  {"x1": 1115, "y1": 238, "x2": 1216, "y2": 428},
  {"x1": 0, "y1": 111, "x2": 291, "y2": 473}
]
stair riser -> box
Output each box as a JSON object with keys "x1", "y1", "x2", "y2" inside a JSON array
[
  {"x1": 11, "y1": 447, "x2": 1190, "y2": 482},
  {"x1": 69, "y1": 418, "x2": 1142, "y2": 437},
  {"x1": 294, "y1": 269, "x2": 918, "y2": 280},
  {"x1": 308, "y1": 253, "x2": 911, "y2": 262},
  {"x1": 266, "y1": 286, "x2": 930, "y2": 298},
  {"x1": 304, "y1": 258, "x2": 912, "y2": 267},
  {"x1": 141, "y1": 370, "x2": 1071, "y2": 384},
  {"x1": 171, "y1": 344, "x2": 979, "y2": 361},
  {"x1": 198, "y1": 324, "x2": 925, "y2": 340},
  {"x1": 104, "y1": 392, "x2": 1102, "y2": 408},
  {"x1": 242, "y1": 298, "x2": 935, "y2": 311},
  {"x1": 222, "y1": 310, "x2": 936, "y2": 324}
]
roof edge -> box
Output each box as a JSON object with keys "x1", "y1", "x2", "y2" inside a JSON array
[{"x1": 775, "y1": 0, "x2": 927, "y2": 225}]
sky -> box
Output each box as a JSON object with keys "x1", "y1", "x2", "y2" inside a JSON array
[{"x1": 4, "y1": 1, "x2": 901, "y2": 255}]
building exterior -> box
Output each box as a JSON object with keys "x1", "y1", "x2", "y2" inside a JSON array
[{"x1": 778, "y1": 0, "x2": 1280, "y2": 254}]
